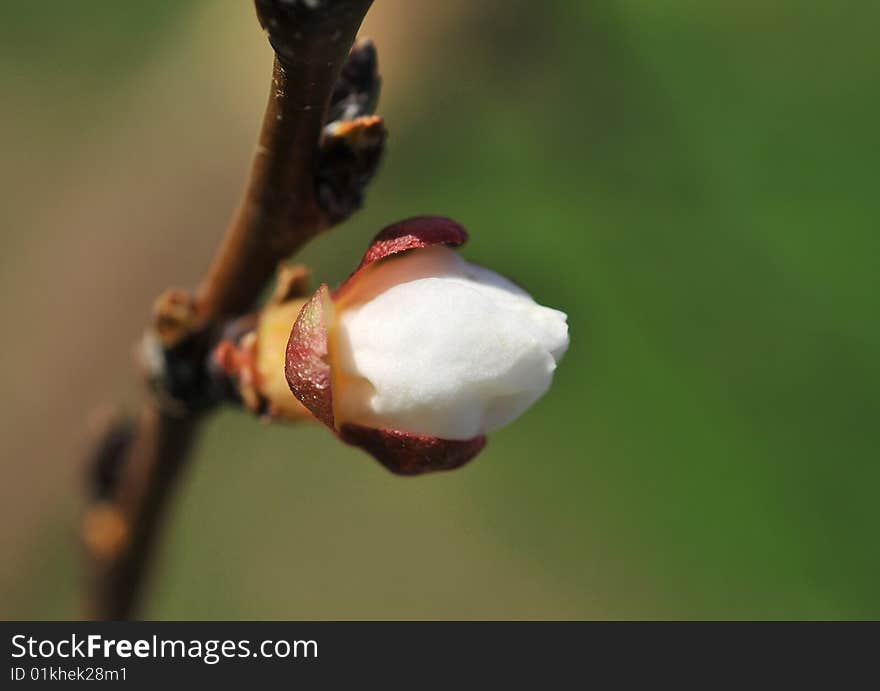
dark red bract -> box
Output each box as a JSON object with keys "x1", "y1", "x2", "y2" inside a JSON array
[
  {"x1": 333, "y1": 215, "x2": 468, "y2": 301},
  {"x1": 340, "y1": 424, "x2": 486, "y2": 476},
  {"x1": 284, "y1": 284, "x2": 335, "y2": 428}
]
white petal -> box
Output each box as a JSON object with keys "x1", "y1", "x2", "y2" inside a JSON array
[{"x1": 333, "y1": 246, "x2": 569, "y2": 440}]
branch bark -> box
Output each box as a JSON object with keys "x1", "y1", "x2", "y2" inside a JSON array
[{"x1": 83, "y1": 0, "x2": 375, "y2": 620}]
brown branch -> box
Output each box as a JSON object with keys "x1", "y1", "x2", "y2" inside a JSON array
[
  {"x1": 83, "y1": 405, "x2": 200, "y2": 619},
  {"x1": 198, "y1": 0, "x2": 374, "y2": 321},
  {"x1": 82, "y1": 0, "x2": 376, "y2": 620}
]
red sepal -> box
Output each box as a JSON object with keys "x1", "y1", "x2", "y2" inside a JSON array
[
  {"x1": 284, "y1": 284, "x2": 334, "y2": 428},
  {"x1": 334, "y1": 216, "x2": 468, "y2": 301},
  {"x1": 340, "y1": 424, "x2": 486, "y2": 476}
]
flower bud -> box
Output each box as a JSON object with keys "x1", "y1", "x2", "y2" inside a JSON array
[{"x1": 286, "y1": 217, "x2": 569, "y2": 474}]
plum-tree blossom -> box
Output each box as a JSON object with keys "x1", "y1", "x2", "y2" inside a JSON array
[{"x1": 285, "y1": 216, "x2": 569, "y2": 474}]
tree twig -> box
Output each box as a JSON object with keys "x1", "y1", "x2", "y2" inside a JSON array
[
  {"x1": 82, "y1": 0, "x2": 377, "y2": 620},
  {"x1": 199, "y1": 0, "x2": 375, "y2": 320}
]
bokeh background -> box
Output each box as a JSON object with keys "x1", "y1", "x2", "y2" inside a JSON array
[{"x1": 2, "y1": 0, "x2": 878, "y2": 619}]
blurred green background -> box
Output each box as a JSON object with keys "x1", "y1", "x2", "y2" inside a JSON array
[{"x1": 1, "y1": 0, "x2": 878, "y2": 619}]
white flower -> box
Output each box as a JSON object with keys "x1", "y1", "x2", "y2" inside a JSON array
[
  {"x1": 332, "y1": 246, "x2": 569, "y2": 440},
  {"x1": 285, "y1": 216, "x2": 570, "y2": 474}
]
